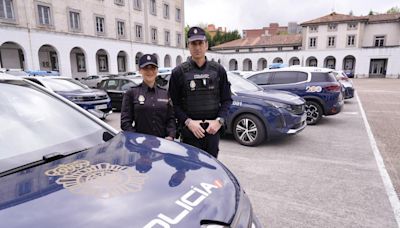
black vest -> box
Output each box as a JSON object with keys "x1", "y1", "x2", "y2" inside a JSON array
[{"x1": 180, "y1": 61, "x2": 220, "y2": 120}]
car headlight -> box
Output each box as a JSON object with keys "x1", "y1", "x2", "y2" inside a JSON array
[{"x1": 67, "y1": 96, "x2": 85, "y2": 102}]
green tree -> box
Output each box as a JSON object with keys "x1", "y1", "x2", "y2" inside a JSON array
[{"x1": 387, "y1": 6, "x2": 400, "y2": 14}]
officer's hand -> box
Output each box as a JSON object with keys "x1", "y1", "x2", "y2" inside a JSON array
[
  {"x1": 165, "y1": 136, "x2": 174, "y2": 141},
  {"x1": 205, "y1": 120, "x2": 221, "y2": 135},
  {"x1": 188, "y1": 120, "x2": 206, "y2": 139}
]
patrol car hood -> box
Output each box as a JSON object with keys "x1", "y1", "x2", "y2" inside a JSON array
[
  {"x1": 0, "y1": 132, "x2": 238, "y2": 228},
  {"x1": 55, "y1": 89, "x2": 108, "y2": 97},
  {"x1": 237, "y1": 89, "x2": 304, "y2": 105}
]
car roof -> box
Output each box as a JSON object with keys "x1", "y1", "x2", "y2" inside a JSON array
[
  {"x1": 263, "y1": 66, "x2": 333, "y2": 73},
  {"x1": 0, "y1": 72, "x2": 20, "y2": 80}
]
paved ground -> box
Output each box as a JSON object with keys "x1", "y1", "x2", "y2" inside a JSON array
[
  {"x1": 354, "y1": 79, "x2": 400, "y2": 197},
  {"x1": 104, "y1": 80, "x2": 399, "y2": 227}
]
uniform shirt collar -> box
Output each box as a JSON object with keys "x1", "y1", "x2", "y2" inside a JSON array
[
  {"x1": 189, "y1": 56, "x2": 208, "y2": 70},
  {"x1": 141, "y1": 82, "x2": 156, "y2": 92}
]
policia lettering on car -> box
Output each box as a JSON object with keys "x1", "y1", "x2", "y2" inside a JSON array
[{"x1": 144, "y1": 180, "x2": 223, "y2": 228}]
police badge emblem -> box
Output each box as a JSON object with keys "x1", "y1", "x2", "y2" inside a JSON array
[
  {"x1": 194, "y1": 29, "x2": 198, "y2": 34},
  {"x1": 138, "y1": 95, "x2": 145, "y2": 104},
  {"x1": 147, "y1": 55, "x2": 151, "y2": 60},
  {"x1": 190, "y1": 80, "x2": 196, "y2": 91}
]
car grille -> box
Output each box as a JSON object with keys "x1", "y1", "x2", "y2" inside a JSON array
[
  {"x1": 82, "y1": 95, "x2": 108, "y2": 101},
  {"x1": 290, "y1": 104, "x2": 305, "y2": 115}
]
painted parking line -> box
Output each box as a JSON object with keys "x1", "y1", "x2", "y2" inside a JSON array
[{"x1": 356, "y1": 91, "x2": 400, "y2": 227}]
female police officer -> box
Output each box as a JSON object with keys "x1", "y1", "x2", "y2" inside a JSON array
[{"x1": 121, "y1": 54, "x2": 176, "y2": 140}]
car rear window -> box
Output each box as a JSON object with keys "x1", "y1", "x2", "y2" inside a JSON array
[{"x1": 311, "y1": 72, "x2": 337, "y2": 82}]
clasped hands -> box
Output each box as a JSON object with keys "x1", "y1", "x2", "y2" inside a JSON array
[{"x1": 187, "y1": 119, "x2": 222, "y2": 139}]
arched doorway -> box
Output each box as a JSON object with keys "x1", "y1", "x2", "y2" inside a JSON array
[
  {"x1": 324, "y1": 56, "x2": 336, "y2": 69},
  {"x1": 70, "y1": 47, "x2": 86, "y2": 79},
  {"x1": 289, "y1": 57, "x2": 300, "y2": 66},
  {"x1": 273, "y1": 57, "x2": 283, "y2": 63},
  {"x1": 164, "y1": 54, "x2": 171, "y2": 67},
  {"x1": 343, "y1": 55, "x2": 356, "y2": 77},
  {"x1": 176, "y1": 55, "x2": 182, "y2": 65},
  {"x1": 306, "y1": 56, "x2": 318, "y2": 67},
  {"x1": 117, "y1": 51, "x2": 128, "y2": 73},
  {"x1": 0, "y1": 42, "x2": 26, "y2": 69},
  {"x1": 96, "y1": 49, "x2": 109, "y2": 74},
  {"x1": 38, "y1": 44, "x2": 59, "y2": 71},
  {"x1": 229, "y1": 59, "x2": 238, "y2": 70},
  {"x1": 257, "y1": 58, "x2": 267, "y2": 70},
  {"x1": 243, "y1": 58, "x2": 252, "y2": 71}
]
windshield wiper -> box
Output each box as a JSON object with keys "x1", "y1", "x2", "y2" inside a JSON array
[{"x1": 0, "y1": 148, "x2": 90, "y2": 178}]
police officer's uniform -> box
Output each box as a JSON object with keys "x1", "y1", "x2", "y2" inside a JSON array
[
  {"x1": 168, "y1": 27, "x2": 232, "y2": 158},
  {"x1": 121, "y1": 54, "x2": 176, "y2": 138}
]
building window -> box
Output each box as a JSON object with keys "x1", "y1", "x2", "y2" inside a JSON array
[
  {"x1": 135, "y1": 24, "x2": 143, "y2": 40},
  {"x1": 294, "y1": 46, "x2": 299, "y2": 50},
  {"x1": 114, "y1": 0, "x2": 124, "y2": 6},
  {"x1": 374, "y1": 35, "x2": 385, "y2": 47},
  {"x1": 164, "y1": 30, "x2": 170, "y2": 46},
  {"x1": 163, "y1": 3, "x2": 169, "y2": 19},
  {"x1": 347, "y1": 23, "x2": 357, "y2": 30},
  {"x1": 176, "y1": 32, "x2": 181, "y2": 47},
  {"x1": 98, "y1": 55, "x2": 108, "y2": 72},
  {"x1": 95, "y1": 16, "x2": 105, "y2": 34},
  {"x1": 69, "y1": 11, "x2": 80, "y2": 31},
  {"x1": 347, "y1": 35, "x2": 356, "y2": 47},
  {"x1": 309, "y1": 26, "x2": 318, "y2": 33},
  {"x1": 76, "y1": 53, "x2": 86, "y2": 72},
  {"x1": 175, "y1": 8, "x2": 181, "y2": 22},
  {"x1": 37, "y1": 4, "x2": 52, "y2": 25},
  {"x1": 117, "y1": 56, "x2": 126, "y2": 72},
  {"x1": 151, "y1": 27, "x2": 157, "y2": 43},
  {"x1": 277, "y1": 47, "x2": 282, "y2": 51},
  {"x1": 133, "y1": 0, "x2": 141, "y2": 10},
  {"x1": 117, "y1": 20, "x2": 125, "y2": 38},
  {"x1": 149, "y1": 0, "x2": 156, "y2": 15},
  {"x1": 309, "y1": 37, "x2": 317, "y2": 48},
  {"x1": 328, "y1": 23, "x2": 337, "y2": 31},
  {"x1": 0, "y1": 0, "x2": 15, "y2": 20},
  {"x1": 327, "y1": 36, "x2": 335, "y2": 47}
]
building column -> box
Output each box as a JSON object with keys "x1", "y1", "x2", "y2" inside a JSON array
[
  {"x1": 109, "y1": 50, "x2": 119, "y2": 74},
  {"x1": 86, "y1": 50, "x2": 98, "y2": 76}
]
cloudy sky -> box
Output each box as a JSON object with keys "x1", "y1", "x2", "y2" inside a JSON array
[{"x1": 185, "y1": 0, "x2": 399, "y2": 32}]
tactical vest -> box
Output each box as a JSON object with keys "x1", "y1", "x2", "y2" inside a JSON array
[{"x1": 180, "y1": 61, "x2": 220, "y2": 120}]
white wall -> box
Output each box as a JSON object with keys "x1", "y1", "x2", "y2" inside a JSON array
[{"x1": 362, "y1": 23, "x2": 400, "y2": 47}]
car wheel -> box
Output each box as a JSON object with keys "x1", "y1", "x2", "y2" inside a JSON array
[
  {"x1": 233, "y1": 114, "x2": 265, "y2": 146},
  {"x1": 305, "y1": 101, "x2": 322, "y2": 125}
]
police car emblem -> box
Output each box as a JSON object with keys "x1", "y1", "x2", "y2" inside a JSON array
[
  {"x1": 147, "y1": 55, "x2": 151, "y2": 61},
  {"x1": 194, "y1": 29, "x2": 198, "y2": 34},
  {"x1": 190, "y1": 80, "x2": 196, "y2": 90},
  {"x1": 45, "y1": 160, "x2": 147, "y2": 199},
  {"x1": 138, "y1": 95, "x2": 145, "y2": 104}
]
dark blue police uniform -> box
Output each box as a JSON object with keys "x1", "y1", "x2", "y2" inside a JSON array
[
  {"x1": 169, "y1": 27, "x2": 232, "y2": 158},
  {"x1": 121, "y1": 54, "x2": 176, "y2": 138}
]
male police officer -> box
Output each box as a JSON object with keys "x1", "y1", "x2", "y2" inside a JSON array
[
  {"x1": 168, "y1": 27, "x2": 232, "y2": 158},
  {"x1": 121, "y1": 54, "x2": 176, "y2": 140}
]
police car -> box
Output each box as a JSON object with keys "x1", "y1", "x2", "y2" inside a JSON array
[
  {"x1": 0, "y1": 73, "x2": 262, "y2": 228},
  {"x1": 245, "y1": 67, "x2": 344, "y2": 125},
  {"x1": 227, "y1": 72, "x2": 306, "y2": 146}
]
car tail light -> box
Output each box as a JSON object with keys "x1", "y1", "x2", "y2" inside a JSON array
[{"x1": 325, "y1": 84, "x2": 341, "y2": 92}]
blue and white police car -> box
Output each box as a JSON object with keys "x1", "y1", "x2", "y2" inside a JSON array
[
  {"x1": 0, "y1": 73, "x2": 262, "y2": 228},
  {"x1": 227, "y1": 72, "x2": 307, "y2": 146}
]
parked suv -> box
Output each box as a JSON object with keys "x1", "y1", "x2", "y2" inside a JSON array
[{"x1": 245, "y1": 67, "x2": 344, "y2": 125}]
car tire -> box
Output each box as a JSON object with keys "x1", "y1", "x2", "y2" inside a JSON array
[
  {"x1": 233, "y1": 114, "x2": 266, "y2": 146},
  {"x1": 305, "y1": 101, "x2": 322, "y2": 125}
]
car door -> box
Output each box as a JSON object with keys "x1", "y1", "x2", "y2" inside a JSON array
[{"x1": 100, "y1": 79, "x2": 121, "y2": 109}]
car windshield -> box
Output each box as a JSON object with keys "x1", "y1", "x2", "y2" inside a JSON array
[
  {"x1": 227, "y1": 72, "x2": 261, "y2": 93},
  {"x1": 0, "y1": 80, "x2": 109, "y2": 173},
  {"x1": 45, "y1": 78, "x2": 87, "y2": 91}
]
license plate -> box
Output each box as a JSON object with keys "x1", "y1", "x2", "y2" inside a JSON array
[{"x1": 95, "y1": 104, "x2": 107, "y2": 110}]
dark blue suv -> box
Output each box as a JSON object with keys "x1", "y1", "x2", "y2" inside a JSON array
[
  {"x1": 246, "y1": 67, "x2": 344, "y2": 125},
  {"x1": 227, "y1": 73, "x2": 307, "y2": 146}
]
